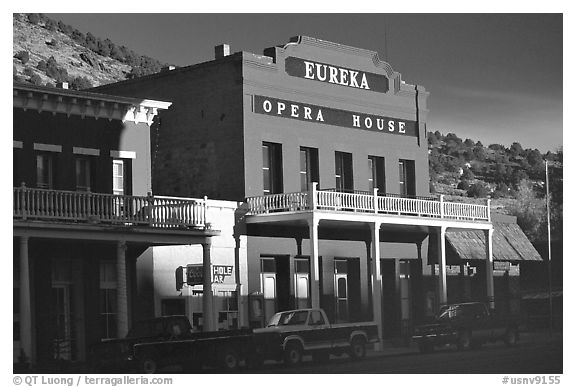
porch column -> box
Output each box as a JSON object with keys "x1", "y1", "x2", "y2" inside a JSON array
[
  {"x1": 437, "y1": 226, "x2": 447, "y2": 307},
  {"x1": 116, "y1": 241, "x2": 129, "y2": 338},
  {"x1": 19, "y1": 236, "x2": 33, "y2": 365},
  {"x1": 370, "y1": 222, "x2": 383, "y2": 351},
  {"x1": 308, "y1": 216, "x2": 320, "y2": 309},
  {"x1": 202, "y1": 241, "x2": 215, "y2": 331},
  {"x1": 484, "y1": 228, "x2": 495, "y2": 310}
]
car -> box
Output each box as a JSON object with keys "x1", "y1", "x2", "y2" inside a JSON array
[{"x1": 412, "y1": 302, "x2": 520, "y2": 353}]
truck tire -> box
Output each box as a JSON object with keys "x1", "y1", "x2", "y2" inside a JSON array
[
  {"x1": 219, "y1": 348, "x2": 240, "y2": 371},
  {"x1": 284, "y1": 342, "x2": 303, "y2": 366},
  {"x1": 457, "y1": 330, "x2": 471, "y2": 351},
  {"x1": 348, "y1": 337, "x2": 367, "y2": 360},
  {"x1": 505, "y1": 327, "x2": 518, "y2": 346},
  {"x1": 140, "y1": 358, "x2": 158, "y2": 374}
]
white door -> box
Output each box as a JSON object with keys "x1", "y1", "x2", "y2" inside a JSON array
[{"x1": 261, "y1": 273, "x2": 277, "y2": 324}]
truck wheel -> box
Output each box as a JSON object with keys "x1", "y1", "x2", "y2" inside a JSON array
[
  {"x1": 284, "y1": 342, "x2": 303, "y2": 366},
  {"x1": 140, "y1": 358, "x2": 158, "y2": 374},
  {"x1": 505, "y1": 327, "x2": 518, "y2": 346},
  {"x1": 349, "y1": 337, "x2": 367, "y2": 360},
  {"x1": 220, "y1": 348, "x2": 240, "y2": 371},
  {"x1": 457, "y1": 330, "x2": 471, "y2": 351}
]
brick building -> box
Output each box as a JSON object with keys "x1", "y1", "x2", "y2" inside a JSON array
[{"x1": 92, "y1": 36, "x2": 540, "y2": 344}]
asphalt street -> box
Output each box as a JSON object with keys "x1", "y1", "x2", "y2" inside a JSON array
[{"x1": 243, "y1": 332, "x2": 563, "y2": 374}]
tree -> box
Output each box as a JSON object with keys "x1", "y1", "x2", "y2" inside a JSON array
[
  {"x1": 29, "y1": 72, "x2": 43, "y2": 86},
  {"x1": 508, "y1": 179, "x2": 546, "y2": 242},
  {"x1": 44, "y1": 18, "x2": 57, "y2": 31},
  {"x1": 472, "y1": 146, "x2": 487, "y2": 161},
  {"x1": 27, "y1": 13, "x2": 40, "y2": 25},
  {"x1": 457, "y1": 180, "x2": 470, "y2": 190},
  {"x1": 489, "y1": 143, "x2": 506, "y2": 152},
  {"x1": 464, "y1": 138, "x2": 475, "y2": 148},
  {"x1": 467, "y1": 183, "x2": 488, "y2": 198},
  {"x1": 461, "y1": 168, "x2": 475, "y2": 181},
  {"x1": 69, "y1": 76, "x2": 92, "y2": 90},
  {"x1": 14, "y1": 51, "x2": 30, "y2": 64},
  {"x1": 510, "y1": 142, "x2": 524, "y2": 157},
  {"x1": 492, "y1": 182, "x2": 510, "y2": 199}
]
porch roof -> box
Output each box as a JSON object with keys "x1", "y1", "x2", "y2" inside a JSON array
[{"x1": 445, "y1": 222, "x2": 543, "y2": 262}]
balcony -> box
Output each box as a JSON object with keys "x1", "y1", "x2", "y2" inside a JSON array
[
  {"x1": 13, "y1": 185, "x2": 209, "y2": 229},
  {"x1": 247, "y1": 185, "x2": 491, "y2": 222}
]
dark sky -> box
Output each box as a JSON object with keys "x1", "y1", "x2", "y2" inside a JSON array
[{"x1": 48, "y1": 13, "x2": 563, "y2": 152}]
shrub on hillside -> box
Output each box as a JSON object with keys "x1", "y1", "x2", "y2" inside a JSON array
[
  {"x1": 27, "y1": 13, "x2": 40, "y2": 25},
  {"x1": 29, "y1": 73, "x2": 43, "y2": 86},
  {"x1": 14, "y1": 51, "x2": 30, "y2": 64},
  {"x1": 69, "y1": 76, "x2": 93, "y2": 90},
  {"x1": 467, "y1": 183, "x2": 488, "y2": 198}
]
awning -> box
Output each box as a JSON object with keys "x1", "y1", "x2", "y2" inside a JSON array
[{"x1": 428, "y1": 222, "x2": 543, "y2": 264}]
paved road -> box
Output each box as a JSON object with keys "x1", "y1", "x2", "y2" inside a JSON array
[{"x1": 244, "y1": 334, "x2": 563, "y2": 374}]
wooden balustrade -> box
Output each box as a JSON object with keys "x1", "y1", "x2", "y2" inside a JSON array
[
  {"x1": 13, "y1": 186, "x2": 207, "y2": 229},
  {"x1": 247, "y1": 189, "x2": 490, "y2": 222}
]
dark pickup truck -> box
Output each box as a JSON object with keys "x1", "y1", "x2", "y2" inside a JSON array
[
  {"x1": 90, "y1": 315, "x2": 255, "y2": 373},
  {"x1": 412, "y1": 302, "x2": 520, "y2": 353},
  {"x1": 253, "y1": 308, "x2": 379, "y2": 365}
]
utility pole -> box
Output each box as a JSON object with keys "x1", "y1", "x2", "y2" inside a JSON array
[{"x1": 545, "y1": 160, "x2": 553, "y2": 334}]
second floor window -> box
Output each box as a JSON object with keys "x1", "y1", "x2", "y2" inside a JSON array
[
  {"x1": 75, "y1": 158, "x2": 92, "y2": 192},
  {"x1": 112, "y1": 160, "x2": 125, "y2": 195},
  {"x1": 262, "y1": 142, "x2": 283, "y2": 195},
  {"x1": 368, "y1": 156, "x2": 386, "y2": 193},
  {"x1": 399, "y1": 159, "x2": 416, "y2": 197},
  {"x1": 300, "y1": 147, "x2": 319, "y2": 191},
  {"x1": 36, "y1": 153, "x2": 54, "y2": 189},
  {"x1": 335, "y1": 151, "x2": 353, "y2": 191}
]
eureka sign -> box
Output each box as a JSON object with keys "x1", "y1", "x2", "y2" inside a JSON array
[
  {"x1": 285, "y1": 57, "x2": 389, "y2": 93},
  {"x1": 254, "y1": 95, "x2": 417, "y2": 137}
]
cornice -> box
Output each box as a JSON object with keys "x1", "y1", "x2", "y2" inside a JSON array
[
  {"x1": 13, "y1": 83, "x2": 171, "y2": 125},
  {"x1": 284, "y1": 36, "x2": 399, "y2": 80}
]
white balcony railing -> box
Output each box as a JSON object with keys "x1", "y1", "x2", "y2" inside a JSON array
[
  {"x1": 13, "y1": 185, "x2": 208, "y2": 229},
  {"x1": 247, "y1": 184, "x2": 490, "y2": 222}
]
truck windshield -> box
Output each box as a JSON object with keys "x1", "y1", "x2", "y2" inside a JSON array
[{"x1": 267, "y1": 311, "x2": 309, "y2": 327}]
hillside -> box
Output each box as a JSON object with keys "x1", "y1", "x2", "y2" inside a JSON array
[{"x1": 13, "y1": 13, "x2": 166, "y2": 89}]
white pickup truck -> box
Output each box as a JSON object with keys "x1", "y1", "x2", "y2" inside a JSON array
[{"x1": 252, "y1": 308, "x2": 379, "y2": 366}]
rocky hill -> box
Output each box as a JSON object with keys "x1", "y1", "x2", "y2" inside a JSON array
[{"x1": 13, "y1": 13, "x2": 164, "y2": 89}]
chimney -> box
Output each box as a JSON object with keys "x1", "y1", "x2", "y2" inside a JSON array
[
  {"x1": 215, "y1": 44, "x2": 230, "y2": 59},
  {"x1": 57, "y1": 81, "x2": 69, "y2": 89}
]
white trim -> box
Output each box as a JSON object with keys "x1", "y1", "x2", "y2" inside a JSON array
[
  {"x1": 33, "y1": 143, "x2": 62, "y2": 153},
  {"x1": 110, "y1": 150, "x2": 136, "y2": 159},
  {"x1": 13, "y1": 141, "x2": 23, "y2": 149},
  {"x1": 73, "y1": 147, "x2": 100, "y2": 156}
]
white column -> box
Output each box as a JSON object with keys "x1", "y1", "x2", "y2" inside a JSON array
[
  {"x1": 116, "y1": 241, "x2": 129, "y2": 338},
  {"x1": 370, "y1": 222, "x2": 383, "y2": 351},
  {"x1": 437, "y1": 226, "x2": 447, "y2": 307},
  {"x1": 19, "y1": 236, "x2": 33, "y2": 365},
  {"x1": 202, "y1": 242, "x2": 215, "y2": 331},
  {"x1": 485, "y1": 228, "x2": 495, "y2": 310},
  {"x1": 308, "y1": 216, "x2": 320, "y2": 309}
]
